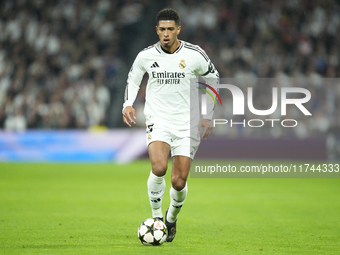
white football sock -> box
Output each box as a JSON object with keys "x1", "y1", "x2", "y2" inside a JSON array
[
  {"x1": 147, "y1": 171, "x2": 165, "y2": 218},
  {"x1": 167, "y1": 184, "x2": 188, "y2": 223}
]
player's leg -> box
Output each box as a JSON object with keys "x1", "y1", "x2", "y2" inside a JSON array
[
  {"x1": 165, "y1": 155, "x2": 191, "y2": 242},
  {"x1": 168, "y1": 155, "x2": 190, "y2": 219},
  {"x1": 165, "y1": 128, "x2": 199, "y2": 242},
  {"x1": 147, "y1": 141, "x2": 170, "y2": 219}
]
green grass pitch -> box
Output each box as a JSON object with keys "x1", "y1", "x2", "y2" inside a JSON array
[{"x1": 0, "y1": 160, "x2": 339, "y2": 255}]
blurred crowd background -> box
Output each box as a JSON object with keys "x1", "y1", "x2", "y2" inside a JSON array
[{"x1": 0, "y1": 0, "x2": 339, "y2": 142}]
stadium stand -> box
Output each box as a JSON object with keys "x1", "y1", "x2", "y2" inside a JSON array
[{"x1": 0, "y1": 0, "x2": 339, "y2": 152}]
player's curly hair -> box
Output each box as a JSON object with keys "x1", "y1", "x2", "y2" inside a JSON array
[{"x1": 156, "y1": 8, "x2": 180, "y2": 26}]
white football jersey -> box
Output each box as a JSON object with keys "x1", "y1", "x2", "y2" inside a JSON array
[{"x1": 123, "y1": 40, "x2": 219, "y2": 130}]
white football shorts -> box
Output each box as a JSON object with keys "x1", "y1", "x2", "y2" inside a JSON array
[{"x1": 145, "y1": 122, "x2": 200, "y2": 159}]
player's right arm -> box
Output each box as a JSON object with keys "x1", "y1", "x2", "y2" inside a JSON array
[
  {"x1": 123, "y1": 106, "x2": 136, "y2": 127},
  {"x1": 122, "y1": 52, "x2": 146, "y2": 127}
]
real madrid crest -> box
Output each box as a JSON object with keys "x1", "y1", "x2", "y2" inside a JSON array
[
  {"x1": 179, "y1": 59, "x2": 186, "y2": 69},
  {"x1": 147, "y1": 134, "x2": 152, "y2": 141}
]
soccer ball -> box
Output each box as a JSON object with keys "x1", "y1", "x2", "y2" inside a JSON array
[{"x1": 138, "y1": 218, "x2": 167, "y2": 246}]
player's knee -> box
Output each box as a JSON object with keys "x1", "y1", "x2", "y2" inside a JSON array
[
  {"x1": 152, "y1": 161, "x2": 168, "y2": 176},
  {"x1": 171, "y1": 176, "x2": 186, "y2": 191}
]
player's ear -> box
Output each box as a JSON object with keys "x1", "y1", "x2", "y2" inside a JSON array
[
  {"x1": 177, "y1": 26, "x2": 181, "y2": 35},
  {"x1": 156, "y1": 26, "x2": 159, "y2": 35}
]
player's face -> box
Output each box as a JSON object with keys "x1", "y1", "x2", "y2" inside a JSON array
[{"x1": 156, "y1": 20, "x2": 181, "y2": 52}]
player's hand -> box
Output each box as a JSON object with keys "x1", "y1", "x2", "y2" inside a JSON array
[
  {"x1": 123, "y1": 106, "x2": 136, "y2": 127},
  {"x1": 198, "y1": 119, "x2": 213, "y2": 139}
]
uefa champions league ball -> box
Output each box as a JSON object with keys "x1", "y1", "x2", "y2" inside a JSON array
[{"x1": 138, "y1": 218, "x2": 167, "y2": 246}]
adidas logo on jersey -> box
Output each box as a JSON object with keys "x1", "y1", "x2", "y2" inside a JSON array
[{"x1": 150, "y1": 62, "x2": 159, "y2": 68}]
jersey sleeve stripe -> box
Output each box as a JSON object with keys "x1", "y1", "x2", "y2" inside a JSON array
[
  {"x1": 141, "y1": 43, "x2": 160, "y2": 53},
  {"x1": 183, "y1": 45, "x2": 209, "y2": 61},
  {"x1": 124, "y1": 84, "x2": 128, "y2": 101},
  {"x1": 141, "y1": 45, "x2": 154, "y2": 52}
]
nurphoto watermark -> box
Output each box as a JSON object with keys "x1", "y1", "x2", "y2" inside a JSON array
[{"x1": 190, "y1": 78, "x2": 340, "y2": 178}]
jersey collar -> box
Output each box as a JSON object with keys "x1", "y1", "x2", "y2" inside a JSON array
[{"x1": 156, "y1": 41, "x2": 183, "y2": 54}]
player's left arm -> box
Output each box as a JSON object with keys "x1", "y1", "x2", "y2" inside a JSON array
[
  {"x1": 196, "y1": 48, "x2": 219, "y2": 139},
  {"x1": 198, "y1": 118, "x2": 213, "y2": 139}
]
